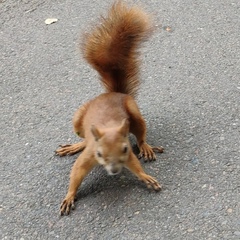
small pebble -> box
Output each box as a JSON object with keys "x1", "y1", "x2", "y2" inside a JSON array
[
  {"x1": 234, "y1": 231, "x2": 240, "y2": 236},
  {"x1": 227, "y1": 208, "x2": 233, "y2": 214}
]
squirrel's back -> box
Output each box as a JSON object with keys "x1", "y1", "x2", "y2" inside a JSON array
[{"x1": 81, "y1": 1, "x2": 152, "y2": 98}]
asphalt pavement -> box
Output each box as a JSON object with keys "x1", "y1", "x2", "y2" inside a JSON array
[{"x1": 1, "y1": 0, "x2": 239, "y2": 239}]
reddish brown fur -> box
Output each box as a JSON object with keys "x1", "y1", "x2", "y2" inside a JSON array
[
  {"x1": 81, "y1": 1, "x2": 152, "y2": 98},
  {"x1": 56, "y1": 2, "x2": 164, "y2": 216}
]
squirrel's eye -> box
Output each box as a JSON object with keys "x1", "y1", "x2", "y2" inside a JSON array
[
  {"x1": 123, "y1": 146, "x2": 128, "y2": 154},
  {"x1": 97, "y1": 151, "x2": 102, "y2": 157}
]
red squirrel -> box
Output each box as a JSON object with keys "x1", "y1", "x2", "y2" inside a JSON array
[{"x1": 56, "y1": 1, "x2": 164, "y2": 215}]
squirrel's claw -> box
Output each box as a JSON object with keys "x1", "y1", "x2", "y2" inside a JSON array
[{"x1": 138, "y1": 143, "x2": 164, "y2": 161}]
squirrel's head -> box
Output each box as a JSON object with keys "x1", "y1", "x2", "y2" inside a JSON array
[{"x1": 91, "y1": 119, "x2": 130, "y2": 175}]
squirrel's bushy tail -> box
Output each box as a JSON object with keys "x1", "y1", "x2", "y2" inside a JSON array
[{"x1": 81, "y1": 1, "x2": 152, "y2": 98}]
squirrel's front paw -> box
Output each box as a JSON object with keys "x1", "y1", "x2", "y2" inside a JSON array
[
  {"x1": 139, "y1": 173, "x2": 162, "y2": 191},
  {"x1": 60, "y1": 194, "x2": 75, "y2": 216},
  {"x1": 138, "y1": 143, "x2": 164, "y2": 161}
]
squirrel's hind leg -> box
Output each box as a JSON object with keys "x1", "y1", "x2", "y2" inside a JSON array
[
  {"x1": 56, "y1": 102, "x2": 90, "y2": 156},
  {"x1": 124, "y1": 96, "x2": 164, "y2": 161}
]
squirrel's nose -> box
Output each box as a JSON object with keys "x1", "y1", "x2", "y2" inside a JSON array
[{"x1": 111, "y1": 168, "x2": 119, "y2": 174}]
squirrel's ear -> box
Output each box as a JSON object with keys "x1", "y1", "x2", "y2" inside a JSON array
[
  {"x1": 91, "y1": 125, "x2": 103, "y2": 141},
  {"x1": 118, "y1": 118, "x2": 129, "y2": 137}
]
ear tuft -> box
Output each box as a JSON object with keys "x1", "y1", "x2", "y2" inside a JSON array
[
  {"x1": 91, "y1": 125, "x2": 103, "y2": 141},
  {"x1": 119, "y1": 118, "x2": 129, "y2": 137}
]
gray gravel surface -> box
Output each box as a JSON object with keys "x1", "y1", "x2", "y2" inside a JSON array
[{"x1": 1, "y1": 0, "x2": 240, "y2": 239}]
